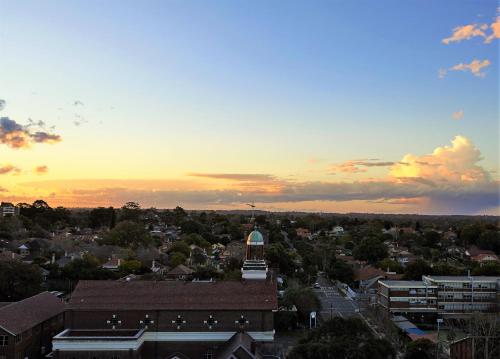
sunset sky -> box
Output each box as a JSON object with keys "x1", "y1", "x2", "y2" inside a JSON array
[{"x1": 1, "y1": 0, "x2": 499, "y2": 214}]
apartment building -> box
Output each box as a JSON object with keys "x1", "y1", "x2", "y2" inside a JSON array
[
  {"x1": 0, "y1": 203, "x2": 18, "y2": 217},
  {"x1": 377, "y1": 280, "x2": 438, "y2": 321},
  {"x1": 377, "y1": 275, "x2": 500, "y2": 319},
  {"x1": 422, "y1": 275, "x2": 499, "y2": 315}
]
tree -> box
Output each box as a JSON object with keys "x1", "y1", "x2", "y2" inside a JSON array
[
  {"x1": 119, "y1": 259, "x2": 143, "y2": 274},
  {"x1": 103, "y1": 221, "x2": 151, "y2": 248},
  {"x1": 62, "y1": 254, "x2": 117, "y2": 281},
  {"x1": 193, "y1": 265, "x2": 219, "y2": 280},
  {"x1": 477, "y1": 230, "x2": 500, "y2": 254},
  {"x1": 282, "y1": 286, "x2": 321, "y2": 321},
  {"x1": 119, "y1": 202, "x2": 141, "y2": 222},
  {"x1": 169, "y1": 252, "x2": 187, "y2": 267},
  {"x1": 459, "y1": 223, "x2": 481, "y2": 246},
  {"x1": 423, "y1": 230, "x2": 440, "y2": 248},
  {"x1": 191, "y1": 247, "x2": 207, "y2": 265},
  {"x1": 288, "y1": 317, "x2": 395, "y2": 359},
  {"x1": 265, "y1": 243, "x2": 296, "y2": 276},
  {"x1": 404, "y1": 339, "x2": 435, "y2": 359},
  {"x1": 378, "y1": 258, "x2": 403, "y2": 273},
  {"x1": 404, "y1": 259, "x2": 432, "y2": 280},
  {"x1": 168, "y1": 241, "x2": 191, "y2": 257},
  {"x1": 432, "y1": 263, "x2": 463, "y2": 276},
  {"x1": 0, "y1": 261, "x2": 42, "y2": 301},
  {"x1": 182, "y1": 233, "x2": 211, "y2": 249},
  {"x1": 353, "y1": 237, "x2": 388, "y2": 263},
  {"x1": 88, "y1": 207, "x2": 115, "y2": 229},
  {"x1": 327, "y1": 259, "x2": 354, "y2": 284},
  {"x1": 472, "y1": 261, "x2": 500, "y2": 276}
]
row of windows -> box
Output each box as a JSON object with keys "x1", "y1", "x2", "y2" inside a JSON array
[{"x1": 106, "y1": 314, "x2": 248, "y2": 330}]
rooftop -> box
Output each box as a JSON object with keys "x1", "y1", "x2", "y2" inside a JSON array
[
  {"x1": 0, "y1": 292, "x2": 65, "y2": 335},
  {"x1": 68, "y1": 280, "x2": 278, "y2": 311},
  {"x1": 424, "y1": 275, "x2": 500, "y2": 282},
  {"x1": 379, "y1": 280, "x2": 436, "y2": 288}
]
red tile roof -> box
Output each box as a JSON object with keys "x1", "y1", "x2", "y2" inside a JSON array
[
  {"x1": 354, "y1": 265, "x2": 386, "y2": 281},
  {"x1": 0, "y1": 292, "x2": 65, "y2": 335},
  {"x1": 69, "y1": 280, "x2": 278, "y2": 311}
]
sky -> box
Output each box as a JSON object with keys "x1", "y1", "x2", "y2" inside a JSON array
[{"x1": 0, "y1": 0, "x2": 499, "y2": 215}]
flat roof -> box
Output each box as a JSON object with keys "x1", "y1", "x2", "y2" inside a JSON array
[
  {"x1": 379, "y1": 280, "x2": 437, "y2": 288},
  {"x1": 424, "y1": 275, "x2": 500, "y2": 282}
]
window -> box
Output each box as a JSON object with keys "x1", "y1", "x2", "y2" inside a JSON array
[
  {"x1": 204, "y1": 315, "x2": 218, "y2": 330},
  {"x1": 0, "y1": 335, "x2": 8, "y2": 346},
  {"x1": 235, "y1": 315, "x2": 249, "y2": 328},
  {"x1": 110, "y1": 356, "x2": 120, "y2": 359},
  {"x1": 139, "y1": 314, "x2": 154, "y2": 328},
  {"x1": 106, "y1": 314, "x2": 121, "y2": 329},
  {"x1": 204, "y1": 350, "x2": 213, "y2": 359},
  {"x1": 172, "y1": 315, "x2": 186, "y2": 329}
]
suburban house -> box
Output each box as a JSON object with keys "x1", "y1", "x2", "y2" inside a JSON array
[
  {"x1": 102, "y1": 257, "x2": 122, "y2": 271},
  {"x1": 166, "y1": 264, "x2": 194, "y2": 280}
]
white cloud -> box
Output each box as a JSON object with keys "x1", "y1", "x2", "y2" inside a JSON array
[
  {"x1": 449, "y1": 59, "x2": 491, "y2": 77},
  {"x1": 442, "y1": 24, "x2": 487, "y2": 44}
]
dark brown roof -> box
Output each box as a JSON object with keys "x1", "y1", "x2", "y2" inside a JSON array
[
  {"x1": 0, "y1": 292, "x2": 65, "y2": 335},
  {"x1": 167, "y1": 264, "x2": 194, "y2": 276},
  {"x1": 216, "y1": 332, "x2": 261, "y2": 359},
  {"x1": 69, "y1": 280, "x2": 278, "y2": 311}
]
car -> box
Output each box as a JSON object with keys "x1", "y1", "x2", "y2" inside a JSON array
[{"x1": 313, "y1": 283, "x2": 321, "y2": 289}]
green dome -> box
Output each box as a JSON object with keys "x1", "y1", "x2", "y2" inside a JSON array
[{"x1": 247, "y1": 230, "x2": 264, "y2": 245}]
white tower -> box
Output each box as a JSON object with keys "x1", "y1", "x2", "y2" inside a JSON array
[{"x1": 241, "y1": 229, "x2": 268, "y2": 280}]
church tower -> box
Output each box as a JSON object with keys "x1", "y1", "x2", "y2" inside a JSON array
[{"x1": 241, "y1": 228, "x2": 268, "y2": 280}]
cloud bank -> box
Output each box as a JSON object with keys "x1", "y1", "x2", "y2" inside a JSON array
[{"x1": 12, "y1": 136, "x2": 498, "y2": 215}]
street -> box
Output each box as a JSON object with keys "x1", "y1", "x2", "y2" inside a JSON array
[{"x1": 314, "y1": 275, "x2": 358, "y2": 319}]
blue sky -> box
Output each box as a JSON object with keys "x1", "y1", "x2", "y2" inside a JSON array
[{"x1": 1, "y1": 0, "x2": 499, "y2": 214}]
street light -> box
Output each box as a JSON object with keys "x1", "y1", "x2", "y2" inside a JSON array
[{"x1": 310, "y1": 311, "x2": 317, "y2": 329}]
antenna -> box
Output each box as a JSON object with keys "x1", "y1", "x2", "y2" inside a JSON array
[{"x1": 246, "y1": 202, "x2": 256, "y2": 223}]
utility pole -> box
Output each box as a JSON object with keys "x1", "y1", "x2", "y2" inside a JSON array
[{"x1": 436, "y1": 318, "x2": 443, "y2": 359}]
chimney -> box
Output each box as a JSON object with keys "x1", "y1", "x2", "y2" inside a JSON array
[
  {"x1": 64, "y1": 250, "x2": 68, "y2": 257},
  {"x1": 117, "y1": 259, "x2": 121, "y2": 266},
  {"x1": 51, "y1": 253, "x2": 55, "y2": 265}
]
